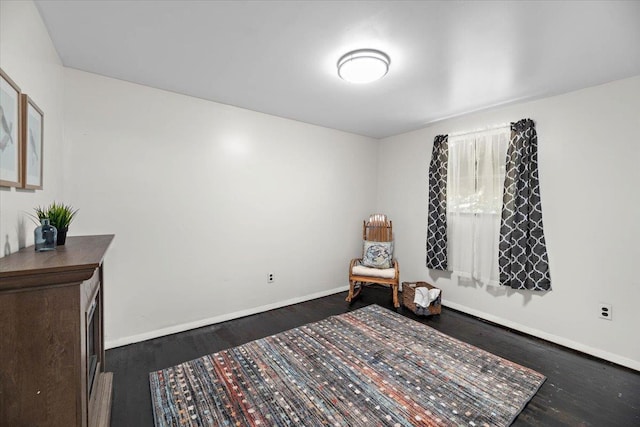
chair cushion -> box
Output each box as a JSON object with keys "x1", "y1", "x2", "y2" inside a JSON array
[
  {"x1": 362, "y1": 240, "x2": 393, "y2": 268},
  {"x1": 352, "y1": 264, "x2": 396, "y2": 279}
]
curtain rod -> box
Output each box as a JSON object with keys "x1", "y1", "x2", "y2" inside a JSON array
[{"x1": 448, "y1": 122, "x2": 509, "y2": 138}]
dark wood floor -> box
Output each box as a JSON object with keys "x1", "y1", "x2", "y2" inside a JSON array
[{"x1": 107, "y1": 286, "x2": 640, "y2": 426}]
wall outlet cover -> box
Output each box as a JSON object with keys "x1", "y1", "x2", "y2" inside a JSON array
[{"x1": 598, "y1": 303, "x2": 612, "y2": 320}]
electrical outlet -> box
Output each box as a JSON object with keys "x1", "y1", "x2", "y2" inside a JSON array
[
  {"x1": 267, "y1": 273, "x2": 274, "y2": 283},
  {"x1": 598, "y1": 303, "x2": 612, "y2": 320}
]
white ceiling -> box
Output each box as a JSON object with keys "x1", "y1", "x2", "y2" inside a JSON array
[{"x1": 35, "y1": 1, "x2": 640, "y2": 139}]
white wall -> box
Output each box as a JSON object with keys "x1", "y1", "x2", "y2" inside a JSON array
[
  {"x1": 4, "y1": 0, "x2": 638, "y2": 371},
  {"x1": 63, "y1": 69, "x2": 378, "y2": 348},
  {"x1": 377, "y1": 76, "x2": 640, "y2": 370},
  {"x1": 0, "y1": 0, "x2": 65, "y2": 253}
]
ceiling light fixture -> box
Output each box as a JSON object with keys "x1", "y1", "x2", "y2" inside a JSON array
[{"x1": 337, "y1": 49, "x2": 390, "y2": 84}]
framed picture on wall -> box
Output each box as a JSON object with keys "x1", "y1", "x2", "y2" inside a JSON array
[
  {"x1": 0, "y1": 68, "x2": 22, "y2": 187},
  {"x1": 21, "y1": 94, "x2": 44, "y2": 190}
]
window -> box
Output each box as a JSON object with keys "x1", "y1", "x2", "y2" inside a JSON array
[{"x1": 447, "y1": 127, "x2": 509, "y2": 283}]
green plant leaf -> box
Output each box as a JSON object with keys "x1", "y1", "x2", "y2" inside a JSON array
[{"x1": 31, "y1": 202, "x2": 78, "y2": 229}]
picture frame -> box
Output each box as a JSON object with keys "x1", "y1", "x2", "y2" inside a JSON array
[
  {"x1": 21, "y1": 94, "x2": 44, "y2": 190},
  {"x1": 0, "y1": 68, "x2": 22, "y2": 187}
]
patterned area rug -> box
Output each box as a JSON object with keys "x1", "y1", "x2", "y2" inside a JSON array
[{"x1": 149, "y1": 305, "x2": 545, "y2": 426}]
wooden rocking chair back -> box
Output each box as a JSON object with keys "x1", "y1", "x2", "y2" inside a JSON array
[{"x1": 363, "y1": 213, "x2": 393, "y2": 242}]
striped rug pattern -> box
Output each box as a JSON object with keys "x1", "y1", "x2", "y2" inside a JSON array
[{"x1": 149, "y1": 305, "x2": 545, "y2": 426}]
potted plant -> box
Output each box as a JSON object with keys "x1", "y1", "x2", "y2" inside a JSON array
[{"x1": 32, "y1": 202, "x2": 79, "y2": 245}]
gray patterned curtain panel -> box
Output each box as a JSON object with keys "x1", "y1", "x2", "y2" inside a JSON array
[
  {"x1": 426, "y1": 135, "x2": 449, "y2": 270},
  {"x1": 499, "y1": 119, "x2": 551, "y2": 291}
]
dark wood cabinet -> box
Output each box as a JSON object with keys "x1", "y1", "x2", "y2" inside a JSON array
[{"x1": 0, "y1": 235, "x2": 114, "y2": 427}]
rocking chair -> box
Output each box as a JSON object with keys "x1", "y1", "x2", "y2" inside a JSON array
[{"x1": 346, "y1": 214, "x2": 400, "y2": 308}]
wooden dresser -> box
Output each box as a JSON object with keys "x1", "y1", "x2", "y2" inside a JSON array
[{"x1": 0, "y1": 235, "x2": 114, "y2": 427}]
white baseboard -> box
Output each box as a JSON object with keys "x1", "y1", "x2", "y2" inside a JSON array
[
  {"x1": 105, "y1": 285, "x2": 350, "y2": 350},
  {"x1": 106, "y1": 289, "x2": 638, "y2": 372},
  {"x1": 442, "y1": 299, "x2": 640, "y2": 372}
]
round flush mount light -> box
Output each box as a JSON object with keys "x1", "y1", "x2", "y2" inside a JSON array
[{"x1": 337, "y1": 49, "x2": 390, "y2": 84}]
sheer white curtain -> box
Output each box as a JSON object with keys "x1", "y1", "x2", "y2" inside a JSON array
[{"x1": 447, "y1": 127, "x2": 509, "y2": 283}]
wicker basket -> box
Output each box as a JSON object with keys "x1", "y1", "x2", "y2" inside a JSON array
[{"x1": 402, "y1": 281, "x2": 442, "y2": 315}]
